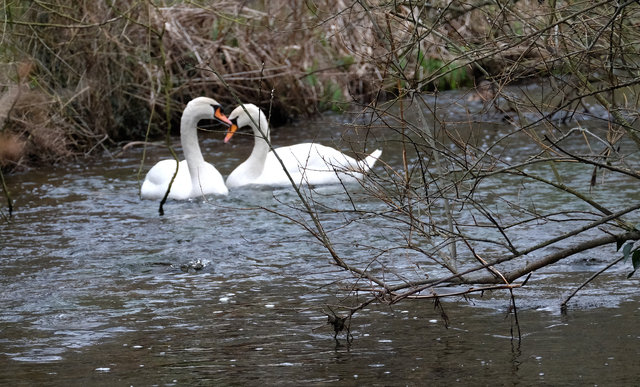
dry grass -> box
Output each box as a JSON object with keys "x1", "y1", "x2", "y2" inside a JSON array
[
  {"x1": 1, "y1": 1, "x2": 639, "y2": 169},
  {"x1": 0, "y1": 132, "x2": 25, "y2": 168}
]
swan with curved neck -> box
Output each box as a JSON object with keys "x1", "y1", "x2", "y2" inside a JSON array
[
  {"x1": 141, "y1": 97, "x2": 232, "y2": 200},
  {"x1": 223, "y1": 104, "x2": 382, "y2": 188}
]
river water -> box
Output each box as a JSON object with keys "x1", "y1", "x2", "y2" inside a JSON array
[{"x1": 1, "y1": 90, "x2": 639, "y2": 385}]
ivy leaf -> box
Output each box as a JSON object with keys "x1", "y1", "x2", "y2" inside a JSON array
[
  {"x1": 627, "y1": 269, "x2": 636, "y2": 279},
  {"x1": 632, "y1": 250, "x2": 640, "y2": 270},
  {"x1": 622, "y1": 242, "x2": 633, "y2": 261}
]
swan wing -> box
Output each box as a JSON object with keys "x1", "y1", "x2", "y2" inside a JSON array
[
  {"x1": 141, "y1": 159, "x2": 192, "y2": 200},
  {"x1": 259, "y1": 143, "x2": 361, "y2": 186},
  {"x1": 190, "y1": 162, "x2": 229, "y2": 196}
]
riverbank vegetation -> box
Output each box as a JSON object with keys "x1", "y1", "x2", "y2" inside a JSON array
[
  {"x1": 1, "y1": 0, "x2": 609, "y2": 168},
  {"x1": 2, "y1": 1, "x2": 640, "y2": 338}
]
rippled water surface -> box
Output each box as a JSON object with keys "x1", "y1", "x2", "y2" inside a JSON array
[{"x1": 2, "y1": 92, "x2": 640, "y2": 385}]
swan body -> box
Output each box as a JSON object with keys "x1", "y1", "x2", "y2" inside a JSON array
[
  {"x1": 224, "y1": 104, "x2": 382, "y2": 189},
  {"x1": 141, "y1": 97, "x2": 231, "y2": 200}
]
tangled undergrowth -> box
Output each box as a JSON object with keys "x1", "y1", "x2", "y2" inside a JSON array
[{"x1": 0, "y1": 1, "x2": 636, "y2": 169}]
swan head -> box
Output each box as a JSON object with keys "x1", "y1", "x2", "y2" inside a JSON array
[
  {"x1": 224, "y1": 104, "x2": 267, "y2": 143},
  {"x1": 185, "y1": 97, "x2": 233, "y2": 126}
]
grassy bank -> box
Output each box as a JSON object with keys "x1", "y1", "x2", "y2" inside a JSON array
[{"x1": 1, "y1": 1, "x2": 639, "y2": 169}]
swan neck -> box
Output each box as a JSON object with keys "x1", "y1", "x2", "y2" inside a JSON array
[
  {"x1": 180, "y1": 108, "x2": 212, "y2": 195},
  {"x1": 249, "y1": 112, "x2": 271, "y2": 162},
  {"x1": 180, "y1": 110, "x2": 205, "y2": 170}
]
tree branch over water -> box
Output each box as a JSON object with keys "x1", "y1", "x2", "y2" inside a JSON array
[{"x1": 262, "y1": 1, "x2": 640, "y2": 330}]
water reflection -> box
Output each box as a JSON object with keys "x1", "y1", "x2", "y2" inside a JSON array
[{"x1": 1, "y1": 93, "x2": 639, "y2": 384}]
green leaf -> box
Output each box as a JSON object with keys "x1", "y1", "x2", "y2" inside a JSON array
[
  {"x1": 622, "y1": 242, "x2": 633, "y2": 261},
  {"x1": 627, "y1": 269, "x2": 636, "y2": 279},
  {"x1": 417, "y1": 51, "x2": 425, "y2": 68},
  {"x1": 616, "y1": 238, "x2": 624, "y2": 251},
  {"x1": 632, "y1": 250, "x2": 640, "y2": 270},
  {"x1": 335, "y1": 55, "x2": 354, "y2": 69},
  {"x1": 304, "y1": 70, "x2": 318, "y2": 87}
]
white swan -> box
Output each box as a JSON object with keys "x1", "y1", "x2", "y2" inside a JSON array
[
  {"x1": 223, "y1": 104, "x2": 382, "y2": 189},
  {"x1": 141, "y1": 97, "x2": 231, "y2": 200}
]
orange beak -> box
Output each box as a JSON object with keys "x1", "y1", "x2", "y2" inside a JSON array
[
  {"x1": 214, "y1": 107, "x2": 233, "y2": 126},
  {"x1": 224, "y1": 123, "x2": 238, "y2": 144}
]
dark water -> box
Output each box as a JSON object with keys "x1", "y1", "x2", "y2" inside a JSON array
[{"x1": 1, "y1": 92, "x2": 640, "y2": 385}]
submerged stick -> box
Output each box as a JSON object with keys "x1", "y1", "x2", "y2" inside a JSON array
[{"x1": 560, "y1": 255, "x2": 625, "y2": 312}]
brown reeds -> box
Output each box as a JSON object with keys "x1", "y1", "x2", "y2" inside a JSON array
[
  {"x1": 0, "y1": 1, "x2": 476, "y2": 167},
  {"x1": 1, "y1": 1, "x2": 638, "y2": 169}
]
